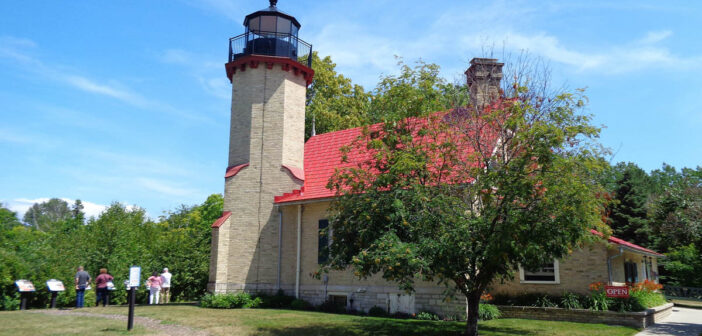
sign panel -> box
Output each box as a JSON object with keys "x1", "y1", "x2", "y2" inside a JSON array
[
  {"x1": 15, "y1": 280, "x2": 36, "y2": 292},
  {"x1": 129, "y1": 266, "x2": 141, "y2": 287},
  {"x1": 605, "y1": 285, "x2": 629, "y2": 298},
  {"x1": 46, "y1": 279, "x2": 65, "y2": 292}
]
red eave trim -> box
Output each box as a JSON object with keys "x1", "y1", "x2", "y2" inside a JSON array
[
  {"x1": 211, "y1": 211, "x2": 232, "y2": 228},
  {"x1": 225, "y1": 55, "x2": 315, "y2": 86},
  {"x1": 590, "y1": 229, "x2": 664, "y2": 256},
  {"x1": 282, "y1": 164, "x2": 305, "y2": 181},
  {"x1": 225, "y1": 163, "x2": 249, "y2": 178}
]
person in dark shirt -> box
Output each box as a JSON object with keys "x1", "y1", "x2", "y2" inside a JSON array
[
  {"x1": 74, "y1": 266, "x2": 91, "y2": 308},
  {"x1": 95, "y1": 268, "x2": 114, "y2": 307}
]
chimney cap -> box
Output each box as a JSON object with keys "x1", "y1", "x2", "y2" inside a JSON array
[{"x1": 469, "y1": 58, "x2": 503, "y2": 66}]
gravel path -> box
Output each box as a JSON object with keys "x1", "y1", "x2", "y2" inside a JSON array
[
  {"x1": 33, "y1": 309, "x2": 211, "y2": 336},
  {"x1": 635, "y1": 307, "x2": 702, "y2": 336}
]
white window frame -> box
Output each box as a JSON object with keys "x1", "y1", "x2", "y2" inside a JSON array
[{"x1": 519, "y1": 259, "x2": 560, "y2": 284}]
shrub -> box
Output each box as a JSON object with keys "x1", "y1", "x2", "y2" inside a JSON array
[
  {"x1": 535, "y1": 294, "x2": 558, "y2": 308},
  {"x1": 0, "y1": 293, "x2": 20, "y2": 311},
  {"x1": 586, "y1": 290, "x2": 611, "y2": 311},
  {"x1": 318, "y1": 299, "x2": 347, "y2": 314},
  {"x1": 257, "y1": 290, "x2": 295, "y2": 309},
  {"x1": 290, "y1": 298, "x2": 313, "y2": 310},
  {"x1": 478, "y1": 304, "x2": 501, "y2": 320},
  {"x1": 415, "y1": 311, "x2": 440, "y2": 320},
  {"x1": 199, "y1": 292, "x2": 260, "y2": 309},
  {"x1": 560, "y1": 292, "x2": 584, "y2": 309},
  {"x1": 391, "y1": 312, "x2": 413, "y2": 319},
  {"x1": 629, "y1": 289, "x2": 666, "y2": 310},
  {"x1": 368, "y1": 305, "x2": 388, "y2": 317}
]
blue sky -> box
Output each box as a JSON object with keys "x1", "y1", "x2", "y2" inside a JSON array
[{"x1": 1, "y1": 0, "x2": 700, "y2": 219}]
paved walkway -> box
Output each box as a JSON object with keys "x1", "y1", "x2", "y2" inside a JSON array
[{"x1": 636, "y1": 307, "x2": 702, "y2": 336}]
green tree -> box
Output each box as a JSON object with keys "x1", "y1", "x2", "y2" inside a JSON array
[
  {"x1": 306, "y1": 52, "x2": 370, "y2": 138},
  {"x1": 22, "y1": 198, "x2": 72, "y2": 231},
  {"x1": 661, "y1": 244, "x2": 702, "y2": 286},
  {"x1": 0, "y1": 205, "x2": 21, "y2": 230},
  {"x1": 367, "y1": 57, "x2": 459, "y2": 123},
  {"x1": 324, "y1": 67, "x2": 607, "y2": 335},
  {"x1": 607, "y1": 162, "x2": 652, "y2": 246}
]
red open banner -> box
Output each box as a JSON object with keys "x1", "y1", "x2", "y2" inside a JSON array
[{"x1": 605, "y1": 285, "x2": 629, "y2": 298}]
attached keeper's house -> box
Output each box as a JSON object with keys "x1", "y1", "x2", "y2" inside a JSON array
[{"x1": 208, "y1": 1, "x2": 664, "y2": 316}]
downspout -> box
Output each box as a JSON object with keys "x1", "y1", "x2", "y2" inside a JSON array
[
  {"x1": 608, "y1": 247, "x2": 624, "y2": 285},
  {"x1": 295, "y1": 204, "x2": 302, "y2": 298},
  {"x1": 277, "y1": 207, "x2": 282, "y2": 291}
]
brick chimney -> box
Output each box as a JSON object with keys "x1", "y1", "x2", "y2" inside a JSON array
[{"x1": 465, "y1": 58, "x2": 504, "y2": 108}]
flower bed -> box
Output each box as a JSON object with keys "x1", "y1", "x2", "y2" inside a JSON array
[{"x1": 496, "y1": 303, "x2": 673, "y2": 328}]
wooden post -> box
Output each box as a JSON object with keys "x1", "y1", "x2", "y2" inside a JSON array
[
  {"x1": 127, "y1": 287, "x2": 136, "y2": 330},
  {"x1": 50, "y1": 291, "x2": 58, "y2": 308}
]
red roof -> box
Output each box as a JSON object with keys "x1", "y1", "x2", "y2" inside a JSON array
[
  {"x1": 225, "y1": 163, "x2": 249, "y2": 178},
  {"x1": 211, "y1": 211, "x2": 232, "y2": 228},
  {"x1": 274, "y1": 126, "x2": 366, "y2": 203},
  {"x1": 273, "y1": 109, "x2": 499, "y2": 204},
  {"x1": 590, "y1": 229, "x2": 663, "y2": 256}
]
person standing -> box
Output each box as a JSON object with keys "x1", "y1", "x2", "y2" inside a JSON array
[
  {"x1": 160, "y1": 268, "x2": 172, "y2": 304},
  {"x1": 94, "y1": 268, "x2": 114, "y2": 307},
  {"x1": 74, "y1": 266, "x2": 91, "y2": 308},
  {"x1": 147, "y1": 271, "x2": 162, "y2": 304}
]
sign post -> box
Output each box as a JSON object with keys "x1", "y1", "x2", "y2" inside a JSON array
[
  {"x1": 605, "y1": 285, "x2": 630, "y2": 298},
  {"x1": 46, "y1": 279, "x2": 65, "y2": 308},
  {"x1": 127, "y1": 266, "x2": 140, "y2": 331},
  {"x1": 15, "y1": 280, "x2": 35, "y2": 310}
]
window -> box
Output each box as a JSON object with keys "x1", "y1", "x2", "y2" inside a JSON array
[
  {"x1": 624, "y1": 261, "x2": 638, "y2": 283},
  {"x1": 329, "y1": 294, "x2": 347, "y2": 307},
  {"x1": 519, "y1": 260, "x2": 560, "y2": 284},
  {"x1": 318, "y1": 219, "x2": 329, "y2": 264}
]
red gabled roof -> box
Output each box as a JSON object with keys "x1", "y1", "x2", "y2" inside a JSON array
[
  {"x1": 211, "y1": 211, "x2": 232, "y2": 228},
  {"x1": 590, "y1": 229, "x2": 664, "y2": 257},
  {"x1": 273, "y1": 107, "x2": 504, "y2": 204},
  {"x1": 274, "y1": 126, "x2": 367, "y2": 203}
]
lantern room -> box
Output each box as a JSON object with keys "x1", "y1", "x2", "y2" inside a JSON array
[{"x1": 229, "y1": 0, "x2": 312, "y2": 67}]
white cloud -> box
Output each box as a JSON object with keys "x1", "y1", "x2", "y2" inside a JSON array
[
  {"x1": 638, "y1": 30, "x2": 673, "y2": 44},
  {"x1": 4, "y1": 198, "x2": 108, "y2": 220},
  {"x1": 159, "y1": 48, "x2": 230, "y2": 99},
  {"x1": 0, "y1": 36, "x2": 212, "y2": 124},
  {"x1": 136, "y1": 178, "x2": 196, "y2": 197}
]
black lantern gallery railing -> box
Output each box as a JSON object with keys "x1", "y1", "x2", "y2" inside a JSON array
[{"x1": 229, "y1": 31, "x2": 312, "y2": 68}]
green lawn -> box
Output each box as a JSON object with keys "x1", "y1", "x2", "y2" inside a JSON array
[
  {"x1": 0, "y1": 306, "x2": 640, "y2": 336},
  {"x1": 0, "y1": 310, "x2": 149, "y2": 336},
  {"x1": 90, "y1": 305, "x2": 638, "y2": 336}
]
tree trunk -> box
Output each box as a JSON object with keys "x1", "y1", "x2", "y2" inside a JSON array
[{"x1": 465, "y1": 290, "x2": 481, "y2": 336}]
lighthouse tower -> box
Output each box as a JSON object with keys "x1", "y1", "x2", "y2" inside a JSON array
[{"x1": 209, "y1": 0, "x2": 314, "y2": 294}]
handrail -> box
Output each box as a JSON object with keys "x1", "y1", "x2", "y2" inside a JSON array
[{"x1": 229, "y1": 32, "x2": 312, "y2": 67}]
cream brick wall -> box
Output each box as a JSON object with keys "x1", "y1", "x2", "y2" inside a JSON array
[
  {"x1": 209, "y1": 62, "x2": 306, "y2": 293},
  {"x1": 490, "y1": 242, "x2": 610, "y2": 296},
  {"x1": 276, "y1": 201, "x2": 656, "y2": 313}
]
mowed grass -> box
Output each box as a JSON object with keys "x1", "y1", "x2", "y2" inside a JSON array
[
  {"x1": 77, "y1": 305, "x2": 639, "y2": 336},
  {"x1": 0, "y1": 310, "x2": 151, "y2": 336}
]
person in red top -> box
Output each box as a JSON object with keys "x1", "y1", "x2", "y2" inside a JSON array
[
  {"x1": 147, "y1": 271, "x2": 163, "y2": 304},
  {"x1": 94, "y1": 268, "x2": 114, "y2": 307}
]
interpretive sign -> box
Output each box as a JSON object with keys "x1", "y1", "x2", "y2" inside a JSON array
[
  {"x1": 129, "y1": 266, "x2": 141, "y2": 287},
  {"x1": 15, "y1": 280, "x2": 35, "y2": 292},
  {"x1": 46, "y1": 279, "x2": 65, "y2": 292},
  {"x1": 605, "y1": 285, "x2": 629, "y2": 298}
]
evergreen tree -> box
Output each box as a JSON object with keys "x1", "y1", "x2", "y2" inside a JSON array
[{"x1": 608, "y1": 163, "x2": 652, "y2": 247}]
